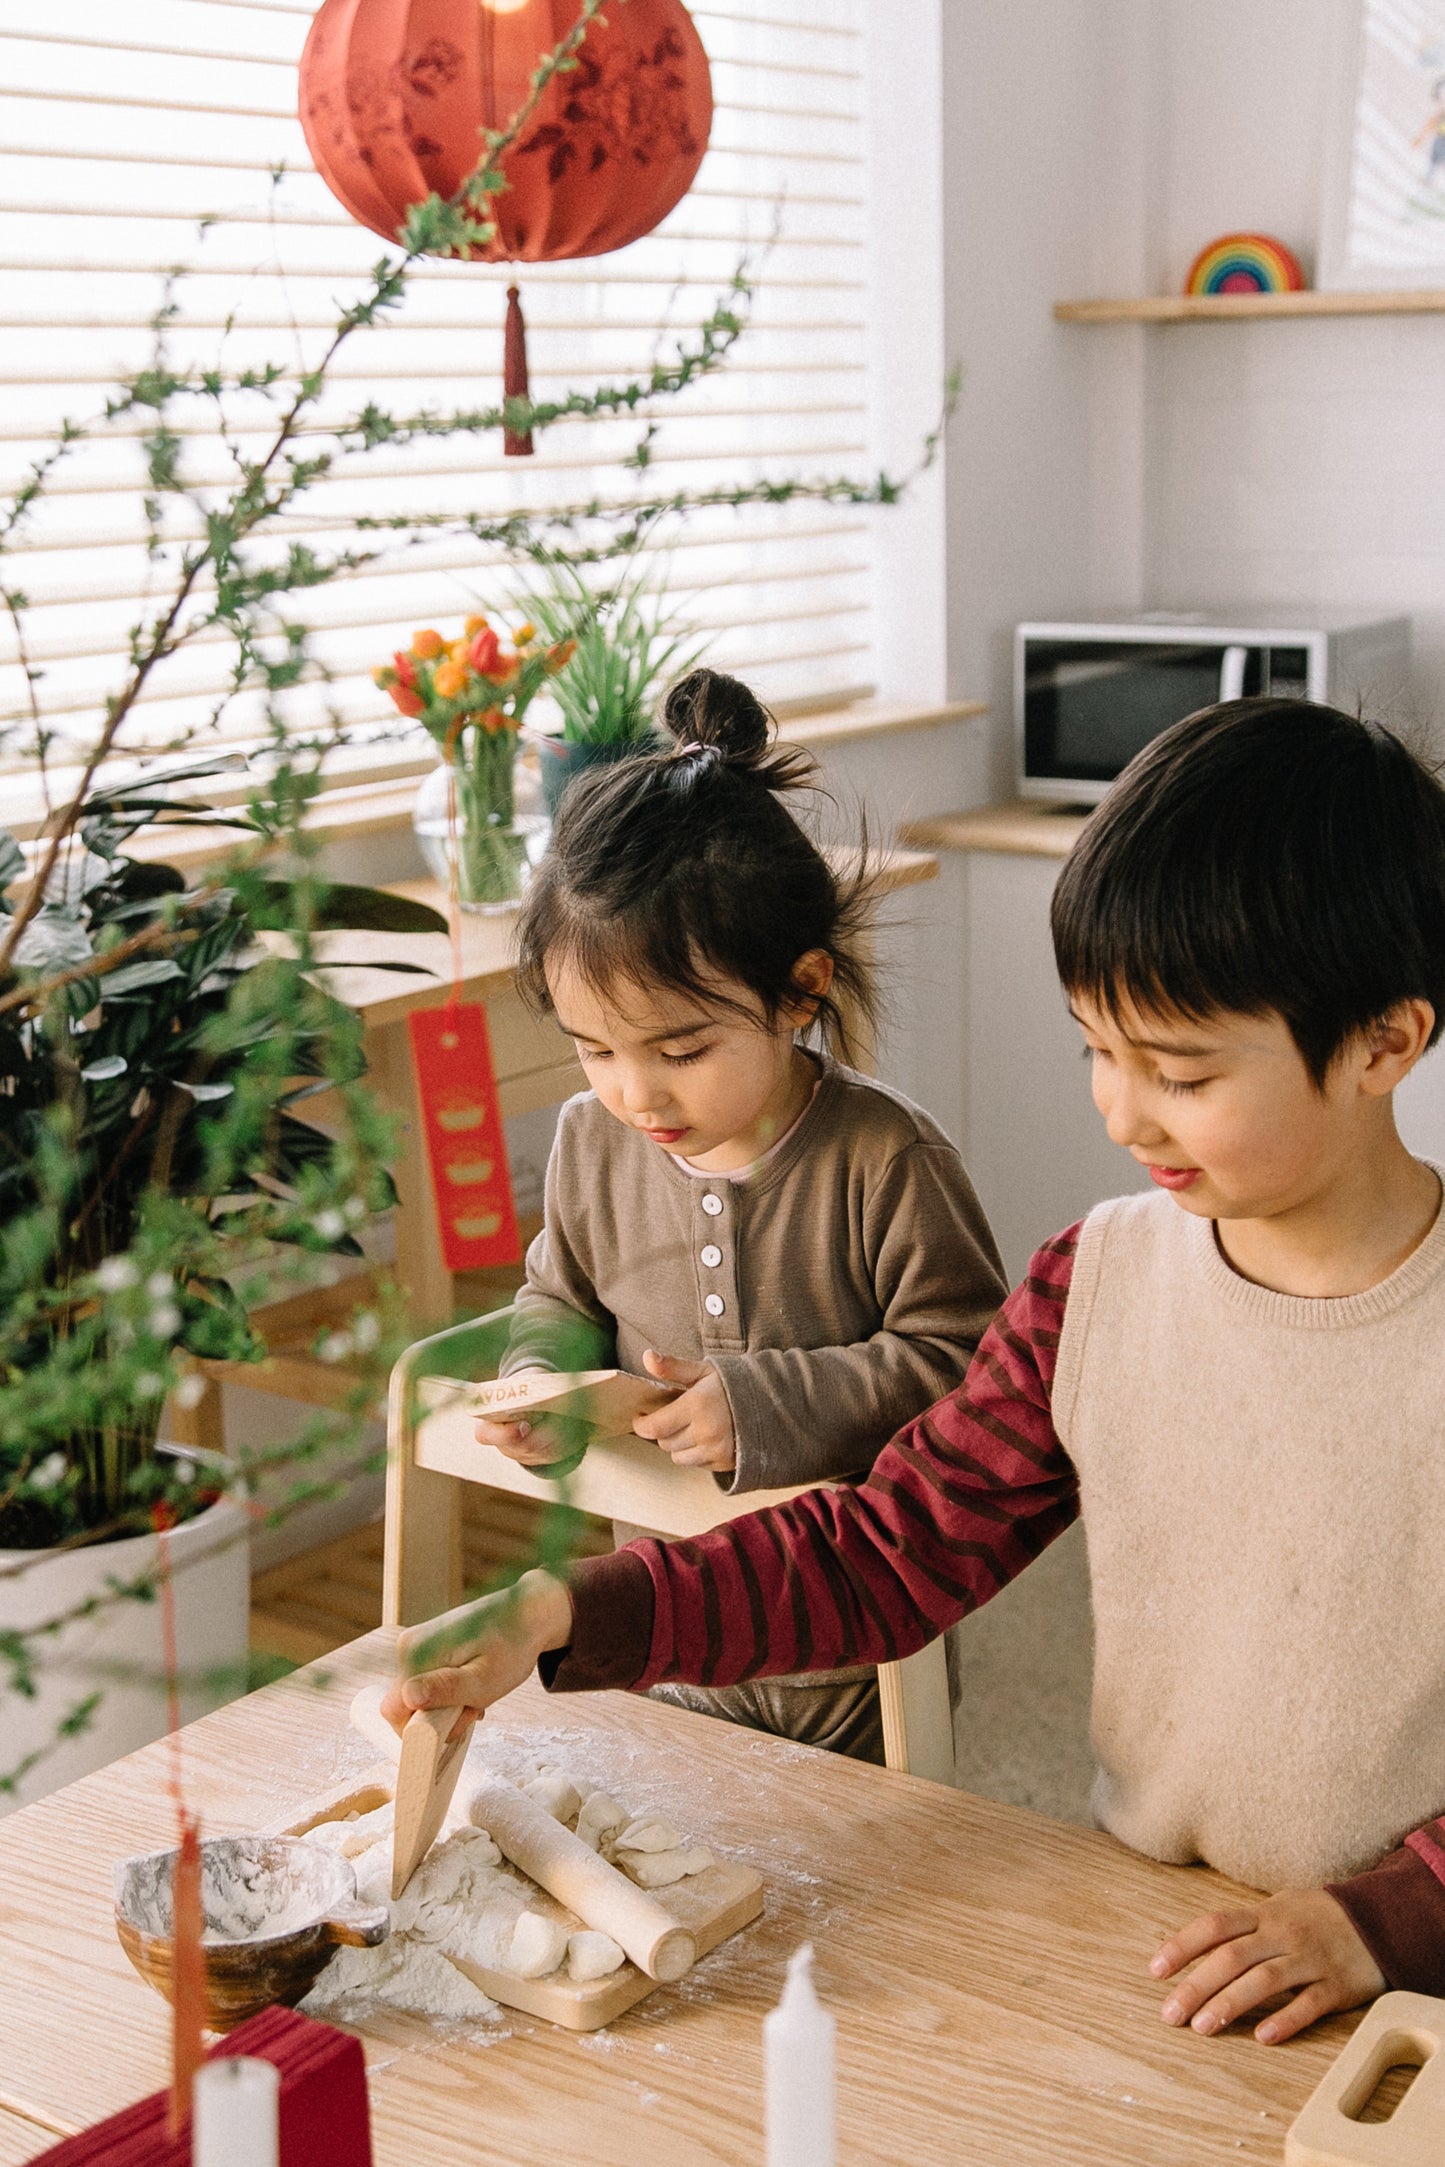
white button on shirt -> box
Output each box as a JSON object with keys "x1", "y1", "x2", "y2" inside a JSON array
[
  {"x1": 701, "y1": 1244, "x2": 723, "y2": 1268},
  {"x1": 704, "y1": 1293, "x2": 726, "y2": 1318},
  {"x1": 701, "y1": 1192, "x2": 724, "y2": 1217}
]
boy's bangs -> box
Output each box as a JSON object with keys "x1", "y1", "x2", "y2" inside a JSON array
[{"x1": 1049, "y1": 698, "x2": 1445, "y2": 1087}]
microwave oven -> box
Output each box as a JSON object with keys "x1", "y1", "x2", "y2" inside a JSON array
[{"x1": 1016, "y1": 610, "x2": 1412, "y2": 804}]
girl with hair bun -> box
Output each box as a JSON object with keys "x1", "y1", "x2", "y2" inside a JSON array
[{"x1": 480, "y1": 668, "x2": 1006, "y2": 1760}]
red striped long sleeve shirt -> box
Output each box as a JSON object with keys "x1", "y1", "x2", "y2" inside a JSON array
[{"x1": 543, "y1": 1225, "x2": 1445, "y2": 1994}]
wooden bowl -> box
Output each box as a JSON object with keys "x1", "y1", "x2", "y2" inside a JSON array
[{"x1": 114, "y1": 1835, "x2": 389, "y2": 2033}]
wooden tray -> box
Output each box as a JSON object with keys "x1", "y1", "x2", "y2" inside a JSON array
[
  {"x1": 276, "y1": 1772, "x2": 764, "y2": 2033},
  {"x1": 1286, "y1": 1991, "x2": 1445, "y2": 2165}
]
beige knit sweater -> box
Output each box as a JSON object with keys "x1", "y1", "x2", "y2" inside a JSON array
[
  {"x1": 1054, "y1": 1184, "x2": 1445, "y2": 1891},
  {"x1": 503, "y1": 1059, "x2": 1007, "y2": 1493}
]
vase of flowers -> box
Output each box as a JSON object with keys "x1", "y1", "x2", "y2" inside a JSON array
[{"x1": 377, "y1": 617, "x2": 575, "y2": 911}]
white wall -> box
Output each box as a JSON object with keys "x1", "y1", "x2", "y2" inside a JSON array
[
  {"x1": 939, "y1": 0, "x2": 1157, "y2": 793},
  {"x1": 935, "y1": 0, "x2": 1445, "y2": 1181},
  {"x1": 1143, "y1": 0, "x2": 1445, "y2": 747}
]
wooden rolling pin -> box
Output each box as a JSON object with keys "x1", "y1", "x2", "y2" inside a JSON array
[{"x1": 467, "y1": 1780, "x2": 697, "y2": 1984}]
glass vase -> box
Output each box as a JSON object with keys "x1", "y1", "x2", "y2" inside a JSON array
[{"x1": 414, "y1": 719, "x2": 550, "y2": 914}]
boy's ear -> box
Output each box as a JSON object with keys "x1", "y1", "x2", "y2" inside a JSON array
[
  {"x1": 1359, "y1": 998, "x2": 1436, "y2": 1095},
  {"x1": 782, "y1": 948, "x2": 835, "y2": 1026}
]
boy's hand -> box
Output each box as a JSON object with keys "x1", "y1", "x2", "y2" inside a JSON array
[
  {"x1": 1151, "y1": 1889, "x2": 1385, "y2": 2044},
  {"x1": 379, "y1": 1570, "x2": 574, "y2": 1738},
  {"x1": 633, "y1": 1350, "x2": 736, "y2": 1473}
]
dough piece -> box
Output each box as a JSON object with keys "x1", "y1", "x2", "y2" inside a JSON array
[
  {"x1": 506, "y1": 1910, "x2": 571, "y2": 1979},
  {"x1": 574, "y1": 1792, "x2": 625, "y2": 1852},
  {"x1": 306, "y1": 1802, "x2": 394, "y2": 1859},
  {"x1": 568, "y1": 1930, "x2": 626, "y2": 1983},
  {"x1": 615, "y1": 1816, "x2": 681, "y2": 1854},
  {"x1": 522, "y1": 1773, "x2": 583, "y2": 1826},
  {"x1": 621, "y1": 1845, "x2": 715, "y2": 1890}
]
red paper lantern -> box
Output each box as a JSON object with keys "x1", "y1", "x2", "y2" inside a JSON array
[{"x1": 299, "y1": 0, "x2": 713, "y2": 450}]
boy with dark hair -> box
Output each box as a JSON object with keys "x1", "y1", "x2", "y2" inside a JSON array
[{"x1": 385, "y1": 698, "x2": 1445, "y2": 2046}]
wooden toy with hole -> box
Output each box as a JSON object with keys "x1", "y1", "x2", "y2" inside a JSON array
[{"x1": 1286, "y1": 1991, "x2": 1445, "y2": 2165}]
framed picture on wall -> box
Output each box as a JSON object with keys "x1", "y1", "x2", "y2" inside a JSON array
[{"x1": 1320, "y1": 0, "x2": 1445, "y2": 288}]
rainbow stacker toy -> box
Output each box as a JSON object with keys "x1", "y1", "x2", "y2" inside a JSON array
[{"x1": 1184, "y1": 231, "x2": 1306, "y2": 296}]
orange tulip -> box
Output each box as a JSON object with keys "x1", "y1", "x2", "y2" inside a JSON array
[
  {"x1": 464, "y1": 613, "x2": 489, "y2": 638},
  {"x1": 513, "y1": 621, "x2": 537, "y2": 646},
  {"x1": 448, "y1": 639, "x2": 470, "y2": 665},
  {"x1": 433, "y1": 658, "x2": 468, "y2": 699},
  {"x1": 545, "y1": 639, "x2": 579, "y2": 675},
  {"x1": 411, "y1": 628, "x2": 444, "y2": 660}
]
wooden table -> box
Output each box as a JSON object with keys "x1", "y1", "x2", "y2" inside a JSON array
[{"x1": 0, "y1": 1629, "x2": 1353, "y2": 2165}]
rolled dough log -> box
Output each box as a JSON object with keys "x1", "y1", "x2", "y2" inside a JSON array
[{"x1": 469, "y1": 1781, "x2": 696, "y2": 1983}]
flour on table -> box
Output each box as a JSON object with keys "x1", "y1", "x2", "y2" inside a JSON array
[
  {"x1": 300, "y1": 1810, "x2": 523, "y2": 2021},
  {"x1": 300, "y1": 1764, "x2": 721, "y2": 2019}
]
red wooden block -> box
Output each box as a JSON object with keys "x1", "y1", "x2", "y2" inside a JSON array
[{"x1": 30, "y1": 2006, "x2": 371, "y2": 2164}]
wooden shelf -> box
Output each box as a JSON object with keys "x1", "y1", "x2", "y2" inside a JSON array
[
  {"x1": 903, "y1": 801, "x2": 1091, "y2": 862},
  {"x1": 1055, "y1": 288, "x2": 1445, "y2": 324}
]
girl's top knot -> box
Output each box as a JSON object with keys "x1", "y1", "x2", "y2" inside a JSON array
[{"x1": 662, "y1": 668, "x2": 771, "y2": 771}]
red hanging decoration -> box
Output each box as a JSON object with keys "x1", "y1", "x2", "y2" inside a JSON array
[
  {"x1": 503, "y1": 285, "x2": 533, "y2": 457},
  {"x1": 298, "y1": 0, "x2": 713, "y2": 455}
]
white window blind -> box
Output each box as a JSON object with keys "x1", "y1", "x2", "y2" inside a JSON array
[{"x1": 0, "y1": 0, "x2": 875, "y2": 791}]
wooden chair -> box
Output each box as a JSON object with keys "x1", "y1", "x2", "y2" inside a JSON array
[{"x1": 384, "y1": 1306, "x2": 956, "y2": 1783}]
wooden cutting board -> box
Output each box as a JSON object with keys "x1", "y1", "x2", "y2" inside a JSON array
[
  {"x1": 1286, "y1": 1991, "x2": 1445, "y2": 2164},
  {"x1": 278, "y1": 1773, "x2": 764, "y2": 2033}
]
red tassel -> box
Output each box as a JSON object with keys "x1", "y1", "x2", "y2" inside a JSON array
[
  {"x1": 503, "y1": 284, "x2": 533, "y2": 457},
  {"x1": 168, "y1": 1815, "x2": 206, "y2": 2136}
]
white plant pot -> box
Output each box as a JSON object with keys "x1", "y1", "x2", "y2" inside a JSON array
[{"x1": 0, "y1": 1491, "x2": 250, "y2": 1815}]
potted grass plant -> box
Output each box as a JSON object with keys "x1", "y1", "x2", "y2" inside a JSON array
[{"x1": 515, "y1": 558, "x2": 709, "y2": 815}]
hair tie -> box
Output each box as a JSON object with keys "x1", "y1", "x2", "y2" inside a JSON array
[{"x1": 676, "y1": 741, "x2": 704, "y2": 756}]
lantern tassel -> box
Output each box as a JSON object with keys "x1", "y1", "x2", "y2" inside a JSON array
[{"x1": 503, "y1": 284, "x2": 534, "y2": 457}]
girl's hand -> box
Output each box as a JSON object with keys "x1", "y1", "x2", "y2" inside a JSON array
[
  {"x1": 633, "y1": 1350, "x2": 737, "y2": 1473},
  {"x1": 475, "y1": 1413, "x2": 569, "y2": 1466},
  {"x1": 380, "y1": 1570, "x2": 575, "y2": 1737},
  {"x1": 474, "y1": 1372, "x2": 566, "y2": 1465},
  {"x1": 1151, "y1": 1889, "x2": 1385, "y2": 2044}
]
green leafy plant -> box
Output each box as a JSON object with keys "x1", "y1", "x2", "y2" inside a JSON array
[
  {"x1": 0, "y1": 760, "x2": 445, "y2": 1548},
  {"x1": 513, "y1": 557, "x2": 707, "y2": 748}
]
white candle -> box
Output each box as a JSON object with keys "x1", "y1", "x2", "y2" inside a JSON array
[
  {"x1": 192, "y1": 2056, "x2": 279, "y2": 2167},
  {"x1": 764, "y1": 1942, "x2": 836, "y2": 2167}
]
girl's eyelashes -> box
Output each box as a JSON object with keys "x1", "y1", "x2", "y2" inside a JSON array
[
  {"x1": 1159, "y1": 1073, "x2": 1208, "y2": 1096},
  {"x1": 662, "y1": 1044, "x2": 713, "y2": 1067}
]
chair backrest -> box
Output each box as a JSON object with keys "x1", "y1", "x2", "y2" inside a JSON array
[
  {"x1": 398, "y1": 1304, "x2": 814, "y2": 1538},
  {"x1": 390, "y1": 1302, "x2": 958, "y2": 1784}
]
